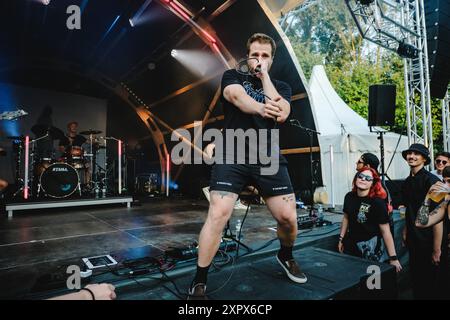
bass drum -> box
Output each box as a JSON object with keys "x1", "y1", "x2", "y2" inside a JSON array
[{"x1": 40, "y1": 163, "x2": 79, "y2": 198}]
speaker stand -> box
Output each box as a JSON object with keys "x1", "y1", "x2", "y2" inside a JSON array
[
  {"x1": 290, "y1": 119, "x2": 321, "y2": 217},
  {"x1": 369, "y1": 127, "x2": 393, "y2": 202}
]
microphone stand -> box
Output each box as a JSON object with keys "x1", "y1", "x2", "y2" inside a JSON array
[{"x1": 289, "y1": 119, "x2": 321, "y2": 217}]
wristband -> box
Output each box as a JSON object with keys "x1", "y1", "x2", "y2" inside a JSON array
[
  {"x1": 389, "y1": 255, "x2": 398, "y2": 261},
  {"x1": 80, "y1": 287, "x2": 95, "y2": 300}
]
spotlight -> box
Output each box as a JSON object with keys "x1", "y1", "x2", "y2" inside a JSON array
[
  {"x1": 397, "y1": 41, "x2": 419, "y2": 59},
  {"x1": 129, "y1": 19, "x2": 134, "y2": 27},
  {"x1": 171, "y1": 49, "x2": 177, "y2": 57},
  {"x1": 42, "y1": 0, "x2": 50, "y2": 5},
  {"x1": 129, "y1": 0, "x2": 153, "y2": 27},
  {"x1": 148, "y1": 62, "x2": 156, "y2": 70}
]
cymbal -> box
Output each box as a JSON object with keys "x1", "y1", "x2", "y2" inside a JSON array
[
  {"x1": 31, "y1": 124, "x2": 65, "y2": 140},
  {"x1": 80, "y1": 130, "x2": 102, "y2": 135}
]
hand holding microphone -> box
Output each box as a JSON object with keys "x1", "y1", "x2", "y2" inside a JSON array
[
  {"x1": 260, "y1": 96, "x2": 283, "y2": 121},
  {"x1": 235, "y1": 58, "x2": 266, "y2": 77},
  {"x1": 254, "y1": 63, "x2": 268, "y2": 77},
  {"x1": 253, "y1": 59, "x2": 269, "y2": 77}
]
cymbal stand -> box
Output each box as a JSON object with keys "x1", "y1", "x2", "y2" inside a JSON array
[{"x1": 103, "y1": 136, "x2": 121, "y2": 195}]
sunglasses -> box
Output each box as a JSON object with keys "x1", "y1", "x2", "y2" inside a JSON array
[
  {"x1": 357, "y1": 173, "x2": 374, "y2": 182},
  {"x1": 435, "y1": 159, "x2": 448, "y2": 165},
  {"x1": 357, "y1": 160, "x2": 364, "y2": 164}
]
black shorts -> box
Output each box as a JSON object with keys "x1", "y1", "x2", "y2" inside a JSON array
[{"x1": 209, "y1": 163, "x2": 294, "y2": 198}]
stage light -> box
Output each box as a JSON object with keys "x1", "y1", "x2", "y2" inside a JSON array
[
  {"x1": 129, "y1": 19, "x2": 134, "y2": 27},
  {"x1": 42, "y1": 0, "x2": 50, "y2": 5},
  {"x1": 148, "y1": 62, "x2": 156, "y2": 70},
  {"x1": 169, "y1": 49, "x2": 221, "y2": 78},
  {"x1": 129, "y1": 0, "x2": 153, "y2": 27},
  {"x1": 397, "y1": 41, "x2": 419, "y2": 59}
]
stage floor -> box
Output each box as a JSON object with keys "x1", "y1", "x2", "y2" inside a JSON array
[{"x1": 0, "y1": 197, "x2": 407, "y2": 300}]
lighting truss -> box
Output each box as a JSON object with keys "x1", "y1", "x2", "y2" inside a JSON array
[
  {"x1": 443, "y1": 87, "x2": 450, "y2": 152},
  {"x1": 345, "y1": 0, "x2": 434, "y2": 165}
]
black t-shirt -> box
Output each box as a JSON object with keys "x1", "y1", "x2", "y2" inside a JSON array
[
  {"x1": 218, "y1": 69, "x2": 291, "y2": 165},
  {"x1": 343, "y1": 192, "x2": 390, "y2": 242},
  {"x1": 401, "y1": 167, "x2": 440, "y2": 246},
  {"x1": 59, "y1": 134, "x2": 86, "y2": 150}
]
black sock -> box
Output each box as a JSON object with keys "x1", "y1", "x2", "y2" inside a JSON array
[
  {"x1": 192, "y1": 264, "x2": 211, "y2": 287},
  {"x1": 278, "y1": 244, "x2": 293, "y2": 262}
]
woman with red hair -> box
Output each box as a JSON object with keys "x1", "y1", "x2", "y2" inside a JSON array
[{"x1": 338, "y1": 167, "x2": 402, "y2": 272}]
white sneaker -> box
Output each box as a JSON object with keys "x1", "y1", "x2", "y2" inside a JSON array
[{"x1": 202, "y1": 187, "x2": 211, "y2": 202}]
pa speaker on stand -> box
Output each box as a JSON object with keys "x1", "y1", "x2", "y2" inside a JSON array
[
  {"x1": 368, "y1": 84, "x2": 396, "y2": 127},
  {"x1": 368, "y1": 84, "x2": 397, "y2": 216}
]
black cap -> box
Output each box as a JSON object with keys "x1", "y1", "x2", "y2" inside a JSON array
[
  {"x1": 402, "y1": 143, "x2": 431, "y2": 165},
  {"x1": 361, "y1": 153, "x2": 380, "y2": 171}
]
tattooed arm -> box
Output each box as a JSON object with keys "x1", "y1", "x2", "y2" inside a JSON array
[{"x1": 415, "y1": 198, "x2": 449, "y2": 228}]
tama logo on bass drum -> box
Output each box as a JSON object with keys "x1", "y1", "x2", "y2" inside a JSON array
[{"x1": 52, "y1": 167, "x2": 69, "y2": 172}]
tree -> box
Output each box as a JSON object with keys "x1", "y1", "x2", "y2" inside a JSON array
[{"x1": 284, "y1": 0, "x2": 443, "y2": 149}]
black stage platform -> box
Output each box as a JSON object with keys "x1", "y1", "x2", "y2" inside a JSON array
[
  {"x1": 0, "y1": 198, "x2": 406, "y2": 300},
  {"x1": 113, "y1": 247, "x2": 397, "y2": 300}
]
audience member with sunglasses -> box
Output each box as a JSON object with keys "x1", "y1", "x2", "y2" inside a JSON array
[
  {"x1": 356, "y1": 153, "x2": 395, "y2": 234},
  {"x1": 430, "y1": 151, "x2": 450, "y2": 181},
  {"x1": 338, "y1": 167, "x2": 402, "y2": 272}
]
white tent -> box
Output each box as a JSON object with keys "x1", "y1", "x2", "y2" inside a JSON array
[{"x1": 308, "y1": 65, "x2": 410, "y2": 206}]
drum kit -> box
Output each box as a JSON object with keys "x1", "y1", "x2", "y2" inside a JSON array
[{"x1": 9, "y1": 127, "x2": 113, "y2": 199}]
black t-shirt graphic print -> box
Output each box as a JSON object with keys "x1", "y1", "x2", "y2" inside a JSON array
[
  {"x1": 343, "y1": 192, "x2": 390, "y2": 243},
  {"x1": 219, "y1": 69, "x2": 291, "y2": 165}
]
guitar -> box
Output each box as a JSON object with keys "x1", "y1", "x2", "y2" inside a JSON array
[{"x1": 0, "y1": 109, "x2": 28, "y2": 121}]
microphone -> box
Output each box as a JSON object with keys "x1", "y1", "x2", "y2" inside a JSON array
[{"x1": 255, "y1": 66, "x2": 261, "y2": 73}]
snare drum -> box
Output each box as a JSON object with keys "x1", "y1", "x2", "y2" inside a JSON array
[{"x1": 70, "y1": 156, "x2": 86, "y2": 169}]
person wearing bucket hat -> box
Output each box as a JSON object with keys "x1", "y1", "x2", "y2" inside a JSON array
[
  {"x1": 399, "y1": 143, "x2": 447, "y2": 299},
  {"x1": 401, "y1": 143, "x2": 431, "y2": 165}
]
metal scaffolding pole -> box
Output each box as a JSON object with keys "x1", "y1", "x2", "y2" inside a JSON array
[
  {"x1": 443, "y1": 87, "x2": 450, "y2": 152},
  {"x1": 345, "y1": 0, "x2": 434, "y2": 166}
]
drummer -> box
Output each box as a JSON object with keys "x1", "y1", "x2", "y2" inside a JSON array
[
  {"x1": 58, "y1": 121, "x2": 86, "y2": 156},
  {"x1": 58, "y1": 121, "x2": 92, "y2": 187}
]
